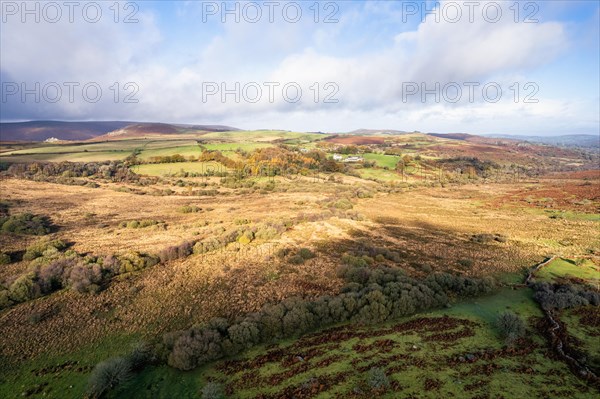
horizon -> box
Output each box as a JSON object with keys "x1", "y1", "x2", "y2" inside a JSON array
[
  {"x1": 0, "y1": 119, "x2": 598, "y2": 138},
  {"x1": 1, "y1": 1, "x2": 599, "y2": 136}
]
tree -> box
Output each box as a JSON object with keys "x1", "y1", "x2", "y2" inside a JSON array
[{"x1": 496, "y1": 311, "x2": 526, "y2": 344}]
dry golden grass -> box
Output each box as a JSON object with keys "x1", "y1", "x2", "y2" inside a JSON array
[{"x1": 0, "y1": 175, "x2": 598, "y2": 364}]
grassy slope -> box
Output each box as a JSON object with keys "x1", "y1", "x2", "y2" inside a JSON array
[
  {"x1": 536, "y1": 258, "x2": 600, "y2": 285},
  {"x1": 0, "y1": 333, "x2": 140, "y2": 398},
  {"x1": 109, "y1": 287, "x2": 593, "y2": 399}
]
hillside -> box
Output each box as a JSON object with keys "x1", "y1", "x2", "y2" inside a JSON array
[{"x1": 0, "y1": 121, "x2": 239, "y2": 142}]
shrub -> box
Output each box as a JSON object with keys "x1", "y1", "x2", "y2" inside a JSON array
[
  {"x1": 288, "y1": 255, "x2": 305, "y2": 265},
  {"x1": 0, "y1": 213, "x2": 53, "y2": 235},
  {"x1": 8, "y1": 273, "x2": 41, "y2": 303},
  {"x1": 179, "y1": 205, "x2": 202, "y2": 214},
  {"x1": 159, "y1": 241, "x2": 194, "y2": 263},
  {"x1": 168, "y1": 327, "x2": 224, "y2": 370},
  {"x1": 298, "y1": 248, "x2": 315, "y2": 260},
  {"x1": 254, "y1": 226, "x2": 279, "y2": 241},
  {"x1": 193, "y1": 238, "x2": 221, "y2": 255},
  {"x1": 227, "y1": 321, "x2": 260, "y2": 351},
  {"x1": 23, "y1": 239, "x2": 67, "y2": 261},
  {"x1": 37, "y1": 257, "x2": 75, "y2": 293},
  {"x1": 0, "y1": 200, "x2": 9, "y2": 217},
  {"x1": 0, "y1": 252, "x2": 11, "y2": 265},
  {"x1": 200, "y1": 382, "x2": 224, "y2": 399},
  {"x1": 332, "y1": 198, "x2": 353, "y2": 210},
  {"x1": 68, "y1": 262, "x2": 103, "y2": 293},
  {"x1": 496, "y1": 311, "x2": 526, "y2": 344},
  {"x1": 126, "y1": 342, "x2": 154, "y2": 371},
  {"x1": 367, "y1": 367, "x2": 390, "y2": 391},
  {"x1": 117, "y1": 252, "x2": 159, "y2": 274},
  {"x1": 237, "y1": 230, "x2": 254, "y2": 245},
  {"x1": 120, "y1": 219, "x2": 161, "y2": 229},
  {"x1": 0, "y1": 289, "x2": 13, "y2": 309},
  {"x1": 86, "y1": 357, "x2": 132, "y2": 398}
]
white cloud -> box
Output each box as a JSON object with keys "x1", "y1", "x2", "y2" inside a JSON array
[{"x1": 0, "y1": 0, "x2": 596, "y2": 135}]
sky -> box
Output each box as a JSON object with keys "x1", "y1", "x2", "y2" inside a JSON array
[{"x1": 0, "y1": 0, "x2": 598, "y2": 135}]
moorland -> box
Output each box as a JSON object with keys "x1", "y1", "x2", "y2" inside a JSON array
[{"x1": 0, "y1": 123, "x2": 598, "y2": 398}]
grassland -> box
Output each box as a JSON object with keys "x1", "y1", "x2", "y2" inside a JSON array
[
  {"x1": 361, "y1": 153, "x2": 401, "y2": 168},
  {"x1": 0, "y1": 131, "x2": 598, "y2": 398},
  {"x1": 107, "y1": 287, "x2": 593, "y2": 399},
  {"x1": 535, "y1": 258, "x2": 600, "y2": 286}
]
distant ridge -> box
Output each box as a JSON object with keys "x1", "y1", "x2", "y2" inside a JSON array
[
  {"x1": 346, "y1": 129, "x2": 412, "y2": 135},
  {"x1": 483, "y1": 134, "x2": 599, "y2": 149},
  {"x1": 0, "y1": 121, "x2": 240, "y2": 142}
]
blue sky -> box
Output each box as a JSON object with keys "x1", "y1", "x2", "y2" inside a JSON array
[{"x1": 1, "y1": 0, "x2": 598, "y2": 135}]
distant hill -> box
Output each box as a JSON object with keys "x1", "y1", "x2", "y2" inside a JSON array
[
  {"x1": 483, "y1": 134, "x2": 599, "y2": 149},
  {"x1": 0, "y1": 121, "x2": 239, "y2": 142},
  {"x1": 346, "y1": 129, "x2": 412, "y2": 136},
  {"x1": 0, "y1": 121, "x2": 133, "y2": 142}
]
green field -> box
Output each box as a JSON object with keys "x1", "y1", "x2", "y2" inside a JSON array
[
  {"x1": 0, "y1": 333, "x2": 139, "y2": 399},
  {"x1": 0, "y1": 139, "x2": 205, "y2": 163},
  {"x1": 362, "y1": 153, "x2": 401, "y2": 169},
  {"x1": 201, "y1": 143, "x2": 274, "y2": 152},
  {"x1": 536, "y1": 258, "x2": 600, "y2": 285},
  {"x1": 561, "y1": 306, "x2": 600, "y2": 370},
  {"x1": 138, "y1": 143, "x2": 202, "y2": 160}
]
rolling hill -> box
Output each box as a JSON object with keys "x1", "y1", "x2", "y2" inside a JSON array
[{"x1": 0, "y1": 121, "x2": 239, "y2": 142}]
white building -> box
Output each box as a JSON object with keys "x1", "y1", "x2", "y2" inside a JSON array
[
  {"x1": 332, "y1": 154, "x2": 343, "y2": 161},
  {"x1": 343, "y1": 156, "x2": 364, "y2": 163}
]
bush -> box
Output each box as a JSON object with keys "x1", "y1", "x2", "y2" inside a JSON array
[
  {"x1": 0, "y1": 213, "x2": 53, "y2": 235},
  {"x1": 179, "y1": 205, "x2": 202, "y2": 214},
  {"x1": 237, "y1": 230, "x2": 254, "y2": 245},
  {"x1": 496, "y1": 312, "x2": 526, "y2": 344},
  {"x1": 37, "y1": 257, "x2": 75, "y2": 293},
  {"x1": 23, "y1": 239, "x2": 67, "y2": 261},
  {"x1": 0, "y1": 289, "x2": 13, "y2": 309},
  {"x1": 86, "y1": 357, "x2": 132, "y2": 398},
  {"x1": 117, "y1": 252, "x2": 159, "y2": 274},
  {"x1": 254, "y1": 226, "x2": 279, "y2": 241},
  {"x1": 168, "y1": 327, "x2": 224, "y2": 370},
  {"x1": 119, "y1": 219, "x2": 161, "y2": 229},
  {"x1": 200, "y1": 382, "x2": 224, "y2": 399},
  {"x1": 531, "y1": 282, "x2": 598, "y2": 310},
  {"x1": 288, "y1": 255, "x2": 305, "y2": 265},
  {"x1": 126, "y1": 342, "x2": 154, "y2": 371},
  {"x1": 0, "y1": 252, "x2": 11, "y2": 265},
  {"x1": 298, "y1": 248, "x2": 315, "y2": 260},
  {"x1": 8, "y1": 273, "x2": 41, "y2": 303},
  {"x1": 68, "y1": 262, "x2": 103, "y2": 293},
  {"x1": 159, "y1": 241, "x2": 194, "y2": 263},
  {"x1": 367, "y1": 367, "x2": 390, "y2": 391},
  {"x1": 332, "y1": 199, "x2": 353, "y2": 210}
]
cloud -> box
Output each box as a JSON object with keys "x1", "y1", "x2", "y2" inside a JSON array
[{"x1": 0, "y1": 1, "x2": 596, "y2": 135}]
